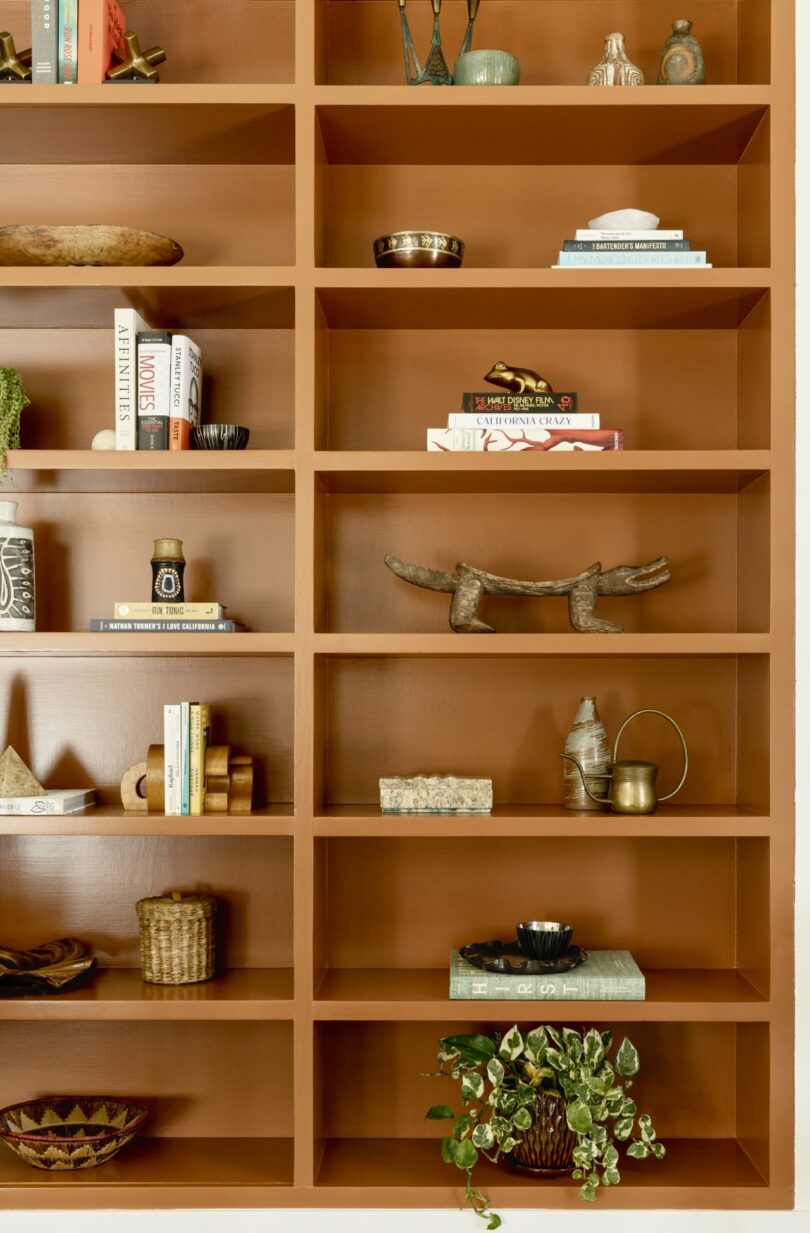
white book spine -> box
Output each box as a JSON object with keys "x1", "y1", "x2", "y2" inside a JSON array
[
  {"x1": 180, "y1": 701, "x2": 190, "y2": 816},
  {"x1": 114, "y1": 309, "x2": 149, "y2": 450},
  {"x1": 164, "y1": 704, "x2": 182, "y2": 815},
  {"x1": 170, "y1": 335, "x2": 203, "y2": 450},
  {"x1": 448, "y1": 412, "x2": 600, "y2": 430},
  {"x1": 575, "y1": 229, "x2": 684, "y2": 241}
]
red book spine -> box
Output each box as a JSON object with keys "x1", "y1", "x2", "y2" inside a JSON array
[{"x1": 78, "y1": 0, "x2": 127, "y2": 84}]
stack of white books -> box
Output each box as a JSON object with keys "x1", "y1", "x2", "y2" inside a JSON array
[{"x1": 553, "y1": 228, "x2": 711, "y2": 269}]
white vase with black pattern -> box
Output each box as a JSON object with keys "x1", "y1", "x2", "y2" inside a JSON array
[{"x1": 0, "y1": 501, "x2": 35, "y2": 631}]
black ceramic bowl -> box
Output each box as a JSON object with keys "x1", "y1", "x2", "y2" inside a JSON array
[
  {"x1": 192, "y1": 424, "x2": 250, "y2": 451},
  {"x1": 516, "y1": 921, "x2": 574, "y2": 961}
]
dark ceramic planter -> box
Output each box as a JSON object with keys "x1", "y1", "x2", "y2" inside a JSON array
[{"x1": 505, "y1": 1090, "x2": 578, "y2": 1176}]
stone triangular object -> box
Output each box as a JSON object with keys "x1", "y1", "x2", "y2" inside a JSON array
[{"x1": 0, "y1": 746, "x2": 44, "y2": 797}]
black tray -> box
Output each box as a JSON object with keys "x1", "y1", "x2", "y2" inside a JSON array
[{"x1": 459, "y1": 940, "x2": 587, "y2": 976}]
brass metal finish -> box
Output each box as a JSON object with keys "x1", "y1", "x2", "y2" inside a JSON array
[
  {"x1": 398, "y1": 0, "x2": 481, "y2": 86},
  {"x1": 151, "y1": 538, "x2": 184, "y2": 562},
  {"x1": 0, "y1": 33, "x2": 32, "y2": 82},
  {"x1": 106, "y1": 31, "x2": 166, "y2": 83},
  {"x1": 385, "y1": 555, "x2": 670, "y2": 633},
  {"x1": 484, "y1": 362, "x2": 552, "y2": 394},
  {"x1": 560, "y1": 708, "x2": 688, "y2": 814},
  {"x1": 374, "y1": 230, "x2": 464, "y2": 268}
]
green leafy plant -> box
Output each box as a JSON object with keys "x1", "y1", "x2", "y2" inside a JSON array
[
  {"x1": 0, "y1": 367, "x2": 30, "y2": 478},
  {"x1": 426, "y1": 1024, "x2": 664, "y2": 1228}
]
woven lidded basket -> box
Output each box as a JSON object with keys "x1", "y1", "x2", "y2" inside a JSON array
[{"x1": 135, "y1": 891, "x2": 216, "y2": 985}]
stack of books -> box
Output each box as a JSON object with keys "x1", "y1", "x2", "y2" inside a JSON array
[
  {"x1": 553, "y1": 227, "x2": 711, "y2": 269},
  {"x1": 31, "y1": 0, "x2": 130, "y2": 84},
  {"x1": 90, "y1": 601, "x2": 242, "y2": 634},
  {"x1": 114, "y1": 308, "x2": 203, "y2": 452},
  {"x1": 163, "y1": 703, "x2": 211, "y2": 817},
  {"x1": 450, "y1": 950, "x2": 645, "y2": 1001},
  {"x1": 427, "y1": 391, "x2": 623, "y2": 452},
  {"x1": 0, "y1": 787, "x2": 95, "y2": 816}
]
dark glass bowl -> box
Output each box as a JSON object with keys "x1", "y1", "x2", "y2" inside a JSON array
[
  {"x1": 516, "y1": 921, "x2": 574, "y2": 961},
  {"x1": 192, "y1": 424, "x2": 250, "y2": 451}
]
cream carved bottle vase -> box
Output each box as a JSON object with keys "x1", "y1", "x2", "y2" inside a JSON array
[
  {"x1": 587, "y1": 32, "x2": 645, "y2": 86},
  {"x1": 0, "y1": 501, "x2": 35, "y2": 632},
  {"x1": 562, "y1": 696, "x2": 611, "y2": 811}
]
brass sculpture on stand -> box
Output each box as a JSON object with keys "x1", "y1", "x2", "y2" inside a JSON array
[
  {"x1": 0, "y1": 33, "x2": 32, "y2": 81},
  {"x1": 385, "y1": 555, "x2": 670, "y2": 633}
]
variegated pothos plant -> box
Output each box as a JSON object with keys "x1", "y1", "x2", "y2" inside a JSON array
[{"x1": 426, "y1": 1024, "x2": 664, "y2": 1228}]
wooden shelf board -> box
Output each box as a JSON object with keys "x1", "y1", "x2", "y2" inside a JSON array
[
  {"x1": 314, "y1": 85, "x2": 773, "y2": 110},
  {"x1": 0, "y1": 633, "x2": 295, "y2": 657},
  {"x1": 313, "y1": 804, "x2": 770, "y2": 839},
  {"x1": 5, "y1": 451, "x2": 296, "y2": 494},
  {"x1": 316, "y1": 99, "x2": 766, "y2": 166},
  {"x1": 0, "y1": 268, "x2": 297, "y2": 289},
  {"x1": 315, "y1": 451, "x2": 770, "y2": 495},
  {"x1": 313, "y1": 634, "x2": 770, "y2": 657},
  {"x1": 0, "y1": 1137, "x2": 294, "y2": 1203},
  {"x1": 0, "y1": 968, "x2": 294, "y2": 1020},
  {"x1": 316, "y1": 269, "x2": 772, "y2": 292},
  {"x1": 314, "y1": 1137, "x2": 771, "y2": 1204},
  {"x1": 0, "y1": 805, "x2": 295, "y2": 837},
  {"x1": 0, "y1": 86, "x2": 297, "y2": 106},
  {"x1": 313, "y1": 968, "x2": 767, "y2": 1021}
]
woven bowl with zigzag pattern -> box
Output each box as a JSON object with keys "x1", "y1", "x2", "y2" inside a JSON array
[{"x1": 0, "y1": 1097, "x2": 148, "y2": 1170}]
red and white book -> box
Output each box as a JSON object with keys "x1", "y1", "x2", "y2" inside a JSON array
[
  {"x1": 170, "y1": 336, "x2": 203, "y2": 450},
  {"x1": 427, "y1": 427, "x2": 623, "y2": 452},
  {"x1": 78, "y1": 0, "x2": 127, "y2": 84}
]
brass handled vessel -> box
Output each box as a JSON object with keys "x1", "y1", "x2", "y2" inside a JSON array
[{"x1": 560, "y1": 708, "x2": 687, "y2": 815}]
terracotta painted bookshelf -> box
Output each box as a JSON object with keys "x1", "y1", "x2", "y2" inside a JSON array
[{"x1": 0, "y1": 0, "x2": 794, "y2": 1213}]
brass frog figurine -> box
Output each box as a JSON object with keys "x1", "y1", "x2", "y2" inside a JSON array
[{"x1": 484, "y1": 362, "x2": 552, "y2": 394}]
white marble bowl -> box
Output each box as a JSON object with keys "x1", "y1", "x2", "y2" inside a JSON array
[
  {"x1": 453, "y1": 50, "x2": 521, "y2": 86},
  {"x1": 587, "y1": 209, "x2": 660, "y2": 231}
]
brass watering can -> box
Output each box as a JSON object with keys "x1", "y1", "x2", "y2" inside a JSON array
[{"x1": 560, "y1": 708, "x2": 688, "y2": 815}]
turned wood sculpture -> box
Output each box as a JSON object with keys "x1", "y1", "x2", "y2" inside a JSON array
[
  {"x1": 384, "y1": 555, "x2": 670, "y2": 633},
  {"x1": 120, "y1": 745, "x2": 254, "y2": 813}
]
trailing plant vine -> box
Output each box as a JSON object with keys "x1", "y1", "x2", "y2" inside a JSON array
[
  {"x1": 0, "y1": 367, "x2": 30, "y2": 478},
  {"x1": 426, "y1": 1024, "x2": 664, "y2": 1228}
]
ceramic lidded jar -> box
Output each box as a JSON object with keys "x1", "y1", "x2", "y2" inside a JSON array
[
  {"x1": 0, "y1": 501, "x2": 35, "y2": 632},
  {"x1": 562, "y1": 696, "x2": 611, "y2": 811}
]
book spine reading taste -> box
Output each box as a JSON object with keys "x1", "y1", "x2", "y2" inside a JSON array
[
  {"x1": 170, "y1": 336, "x2": 203, "y2": 450},
  {"x1": 58, "y1": 0, "x2": 79, "y2": 83},
  {"x1": 137, "y1": 331, "x2": 172, "y2": 450},
  {"x1": 32, "y1": 0, "x2": 58, "y2": 82},
  {"x1": 462, "y1": 392, "x2": 577, "y2": 413},
  {"x1": 114, "y1": 308, "x2": 150, "y2": 450}
]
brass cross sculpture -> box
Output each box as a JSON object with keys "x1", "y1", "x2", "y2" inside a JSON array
[
  {"x1": 384, "y1": 555, "x2": 671, "y2": 633},
  {"x1": 0, "y1": 33, "x2": 32, "y2": 81},
  {"x1": 106, "y1": 32, "x2": 166, "y2": 82},
  {"x1": 398, "y1": 0, "x2": 480, "y2": 85}
]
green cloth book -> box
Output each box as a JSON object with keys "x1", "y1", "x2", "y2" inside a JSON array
[{"x1": 449, "y1": 949, "x2": 645, "y2": 1001}]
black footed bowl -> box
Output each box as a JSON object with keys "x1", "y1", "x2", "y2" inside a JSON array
[
  {"x1": 516, "y1": 921, "x2": 574, "y2": 961},
  {"x1": 192, "y1": 424, "x2": 250, "y2": 451}
]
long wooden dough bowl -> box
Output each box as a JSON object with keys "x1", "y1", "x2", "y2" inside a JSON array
[{"x1": 0, "y1": 224, "x2": 184, "y2": 266}]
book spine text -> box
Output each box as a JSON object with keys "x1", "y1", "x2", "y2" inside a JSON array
[
  {"x1": 137, "y1": 331, "x2": 172, "y2": 450},
  {"x1": 32, "y1": 0, "x2": 58, "y2": 82},
  {"x1": 170, "y1": 336, "x2": 203, "y2": 450}
]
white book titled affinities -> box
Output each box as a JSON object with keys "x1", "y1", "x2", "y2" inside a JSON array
[
  {"x1": 114, "y1": 308, "x2": 150, "y2": 451},
  {"x1": 164, "y1": 704, "x2": 182, "y2": 815}
]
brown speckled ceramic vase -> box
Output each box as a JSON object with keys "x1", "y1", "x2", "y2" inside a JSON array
[
  {"x1": 562, "y1": 695, "x2": 611, "y2": 811},
  {"x1": 505, "y1": 1090, "x2": 578, "y2": 1175}
]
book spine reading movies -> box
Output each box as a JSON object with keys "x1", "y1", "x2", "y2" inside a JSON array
[
  {"x1": 428, "y1": 428, "x2": 623, "y2": 453},
  {"x1": 136, "y1": 331, "x2": 172, "y2": 450},
  {"x1": 449, "y1": 950, "x2": 645, "y2": 1000},
  {"x1": 114, "y1": 308, "x2": 150, "y2": 450},
  {"x1": 31, "y1": 0, "x2": 58, "y2": 82},
  {"x1": 78, "y1": 0, "x2": 127, "y2": 84},
  {"x1": 462, "y1": 392, "x2": 577, "y2": 414},
  {"x1": 91, "y1": 620, "x2": 239, "y2": 632},
  {"x1": 170, "y1": 335, "x2": 203, "y2": 451},
  {"x1": 58, "y1": 0, "x2": 79, "y2": 83},
  {"x1": 448, "y1": 412, "x2": 599, "y2": 430},
  {"x1": 114, "y1": 602, "x2": 225, "y2": 620}
]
